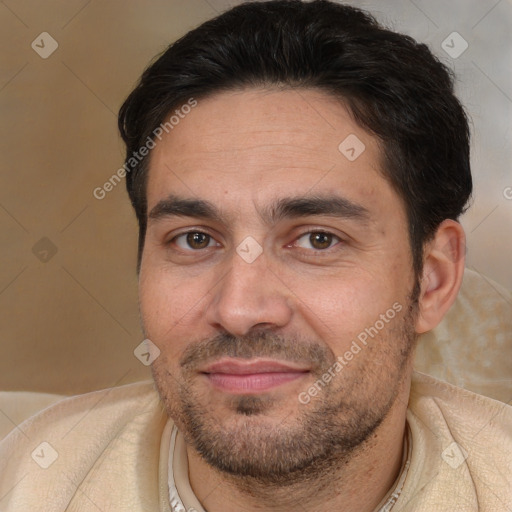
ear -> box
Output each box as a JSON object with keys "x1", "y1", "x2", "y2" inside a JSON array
[{"x1": 415, "y1": 219, "x2": 466, "y2": 334}]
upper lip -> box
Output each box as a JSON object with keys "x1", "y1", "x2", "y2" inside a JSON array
[{"x1": 201, "y1": 358, "x2": 310, "y2": 375}]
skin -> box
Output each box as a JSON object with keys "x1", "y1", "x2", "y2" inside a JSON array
[{"x1": 139, "y1": 88, "x2": 466, "y2": 511}]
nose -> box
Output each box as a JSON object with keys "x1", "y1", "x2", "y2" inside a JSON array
[{"x1": 205, "y1": 249, "x2": 293, "y2": 337}]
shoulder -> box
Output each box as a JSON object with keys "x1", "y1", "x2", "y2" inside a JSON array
[
  {"x1": 0, "y1": 379, "x2": 162, "y2": 440},
  {"x1": 403, "y1": 371, "x2": 512, "y2": 510},
  {"x1": 0, "y1": 390, "x2": 64, "y2": 440},
  {"x1": 410, "y1": 370, "x2": 512, "y2": 434},
  {"x1": 0, "y1": 380, "x2": 169, "y2": 510}
]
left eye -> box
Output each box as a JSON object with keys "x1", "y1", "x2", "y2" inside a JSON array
[
  {"x1": 174, "y1": 232, "x2": 218, "y2": 250},
  {"x1": 295, "y1": 232, "x2": 340, "y2": 250}
]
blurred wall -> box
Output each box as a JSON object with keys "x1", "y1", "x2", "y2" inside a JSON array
[{"x1": 0, "y1": 0, "x2": 511, "y2": 395}]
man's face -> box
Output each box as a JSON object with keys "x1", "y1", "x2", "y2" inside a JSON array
[{"x1": 140, "y1": 88, "x2": 418, "y2": 482}]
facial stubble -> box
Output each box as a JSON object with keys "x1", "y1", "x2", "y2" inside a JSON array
[{"x1": 151, "y1": 299, "x2": 418, "y2": 490}]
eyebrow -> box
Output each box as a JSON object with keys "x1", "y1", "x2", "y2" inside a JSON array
[
  {"x1": 148, "y1": 194, "x2": 370, "y2": 225},
  {"x1": 266, "y1": 195, "x2": 370, "y2": 224},
  {"x1": 149, "y1": 195, "x2": 221, "y2": 223}
]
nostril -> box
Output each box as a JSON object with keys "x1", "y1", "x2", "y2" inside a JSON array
[{"x1": 253, "y1": 322, "x2": 275, "y2": 331}]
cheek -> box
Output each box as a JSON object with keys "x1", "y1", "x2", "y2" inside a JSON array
[
  {"x1": 292, "y1": 270, "x2": 408, "y2": 352},
  {"x1": 139, "y1": 267, "x2": 208, "y2": 347}
]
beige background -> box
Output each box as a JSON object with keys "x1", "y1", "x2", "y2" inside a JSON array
[{"x1": 1, "y1": 0, "x2": 511, "y2": 395}]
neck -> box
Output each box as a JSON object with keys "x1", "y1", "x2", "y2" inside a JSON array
[{"x1": 185, "y1": 377, "x2": 411, "y2": 512}]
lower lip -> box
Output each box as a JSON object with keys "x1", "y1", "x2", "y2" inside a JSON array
[{"x1": 205, "y1": 372, "x2": 307, "y2": 393}]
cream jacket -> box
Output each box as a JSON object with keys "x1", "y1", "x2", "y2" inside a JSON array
[{"x1": 0, "y1": 372, "x2": 510, "y2": 511}]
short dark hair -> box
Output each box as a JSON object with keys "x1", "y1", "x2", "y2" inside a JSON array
[{"x1": 118, "y1": 0, "x2": 472, "y2": 275}]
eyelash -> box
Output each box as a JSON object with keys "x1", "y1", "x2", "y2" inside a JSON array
[
  {"x1": 292, "y1": 230, "x2": 342, "y2": 251},
  {"x1": 171, "y1": 231, "x2": 220, "y2": 251},
  {"x1": 168, "y1": 229, "x2": 343, "y2": 253}
]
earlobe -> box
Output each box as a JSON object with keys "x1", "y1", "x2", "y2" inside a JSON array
[{"x1": 415, "y1": 220, "x2": 466, "y2": 334}]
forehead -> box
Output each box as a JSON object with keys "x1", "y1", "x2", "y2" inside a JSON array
[{"x1": 146, "y1": 88, "x2": 401, "y2": 220}]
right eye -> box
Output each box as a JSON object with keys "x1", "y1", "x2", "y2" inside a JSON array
[{"x1": 172, "y1": 231, "x2": 219, "y2": 251}]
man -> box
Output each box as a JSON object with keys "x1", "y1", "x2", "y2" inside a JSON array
[{"x1": 0, "y1": 1, "x2": 510, "y2": 510}]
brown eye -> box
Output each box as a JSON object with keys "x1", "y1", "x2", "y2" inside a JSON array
[
  {"x1": 186, "y1": 232, "x2": 211, "y2": 249},
  {"x1": 295, "y1": 231, "x2": 338, "y2": 250},
  {"x1": 173, "y1": 232, "x2": 216, "y2": 250},
  {"x1": 309, "y1": 232, "x2": 333, "y2": 249}
]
